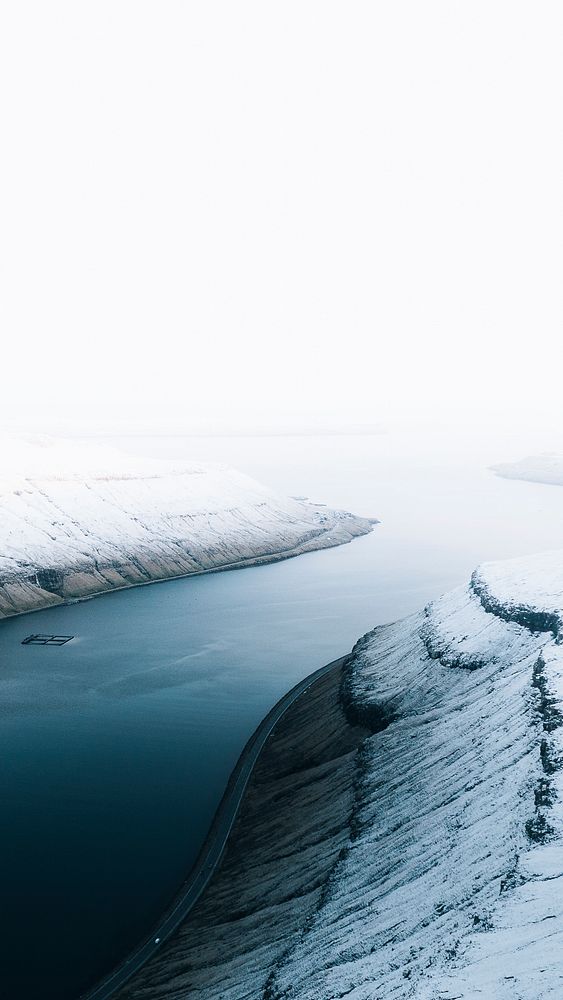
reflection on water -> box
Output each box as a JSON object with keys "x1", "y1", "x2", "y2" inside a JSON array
[{"x1": 2, "y1": 430, "x2": 563, "y2": 998}]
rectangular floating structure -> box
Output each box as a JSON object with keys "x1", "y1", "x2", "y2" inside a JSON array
[{"x1": 21, "y1": 634, "x2": 74, "y2": 646}]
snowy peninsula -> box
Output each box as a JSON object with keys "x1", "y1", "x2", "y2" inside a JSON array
[
  {"x1": 0, "y1": 436, "x2": 374, "y2": 619},
  {"x1": 492, "y1": 453, "x2": 563, "y2": 487}
]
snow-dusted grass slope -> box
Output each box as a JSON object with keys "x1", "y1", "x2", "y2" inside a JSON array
[
  {"x1": 0, "y1": 436, "x2": 373, "y2": 619},
  {"x1": 267, "y1": 552, "x2": 563, "y2": 1000},
  {"x1": 492, "y1": 453, "x2": 563, "y2": 487}
]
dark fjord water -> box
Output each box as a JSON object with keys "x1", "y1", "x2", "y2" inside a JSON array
[{"x1": 2, "y1": 430, "x2": 563, "y2": 998}]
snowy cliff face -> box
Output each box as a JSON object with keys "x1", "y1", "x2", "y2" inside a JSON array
[
  {"x1": 0, "y1": 436, "x2": 373, "y2": 619},
  {"x1": 266, "y1": 552, "x2": 563, "y2": 1000}
]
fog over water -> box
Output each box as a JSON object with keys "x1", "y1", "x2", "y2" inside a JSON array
[
  {"x1": 3, "y1": 5, "x2": 562, "y2": 440},
  {"x1": 2, "y1": 430, "x2": 563, "y2": 998}
]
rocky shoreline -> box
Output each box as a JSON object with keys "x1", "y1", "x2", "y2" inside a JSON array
[
  {"x1": 1, "y1": 439, "x2": 374, "y2": 620},
  {"x1": 0, "y1": 514, "x2": 374, "y2": 621},
  {"x1": 112, "y1": 659, "x2": 369, "y2": 1000}
]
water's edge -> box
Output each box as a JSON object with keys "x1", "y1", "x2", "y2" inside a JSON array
[
  {"x1": 81, "y1": 654, "x2": 349, "y2": 1000},
  {"x1": 0, "y1": 517, "x2": 374, "y2": 622}
]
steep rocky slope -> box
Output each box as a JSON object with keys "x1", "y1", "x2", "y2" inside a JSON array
[
  {"x1": 114, "y1": 549, "x2": 563, "y2": 999},
  {"x1": 114, "y1": 664, "x2": 368, "y2": 1000},
  {"x1": 0, "y1": 436, "x2": 373, "y2": 618}
]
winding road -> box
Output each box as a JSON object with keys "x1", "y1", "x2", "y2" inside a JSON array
[{"x1": 80, "y1": 654, "x2": 348, "y2": 1000}]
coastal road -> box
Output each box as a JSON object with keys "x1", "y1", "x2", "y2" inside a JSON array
[{"x1": 81, "y1": 654, "x2": 349, "y2": 1000}]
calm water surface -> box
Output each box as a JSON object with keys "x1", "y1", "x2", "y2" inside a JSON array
[{"x1": 2, "y1": 430, "x2": 563, "y2": 997}]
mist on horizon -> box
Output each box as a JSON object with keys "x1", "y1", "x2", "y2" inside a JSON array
[{"x1": 1, "y1": 3, "x2": 562, "y2": 439}]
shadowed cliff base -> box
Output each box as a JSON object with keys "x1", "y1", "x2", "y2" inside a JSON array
[{"x1": 114, "y1": 662, "x2": 369, "y2": 1000}]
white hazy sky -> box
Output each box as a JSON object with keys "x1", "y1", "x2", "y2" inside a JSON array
[{"x1": 1, "y1": 3, "x2": 562, "y2": 435}]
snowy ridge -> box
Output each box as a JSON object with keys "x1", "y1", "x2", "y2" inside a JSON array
[
  {"x1": 268, "y1": 555, "x2": 563, "y2": 999},
  {"x1": 0, "y1": 436, "x2": 373, "y2": 619}
]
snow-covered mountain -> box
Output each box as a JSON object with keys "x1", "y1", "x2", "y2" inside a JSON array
[
  {"x1": 109, "y1": 548, "x2": 563, "y2": 1000},
  {"x1": 264, "y1": 549, "x2": 563, "y2": 999},
  {"x1": 0, "y1": 436, "x2": 374, "y2": 619}
]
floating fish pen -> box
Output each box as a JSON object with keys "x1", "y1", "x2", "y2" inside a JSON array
[{"x1": 21, "y1": 634, "x2": 74, "y2": 646}]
